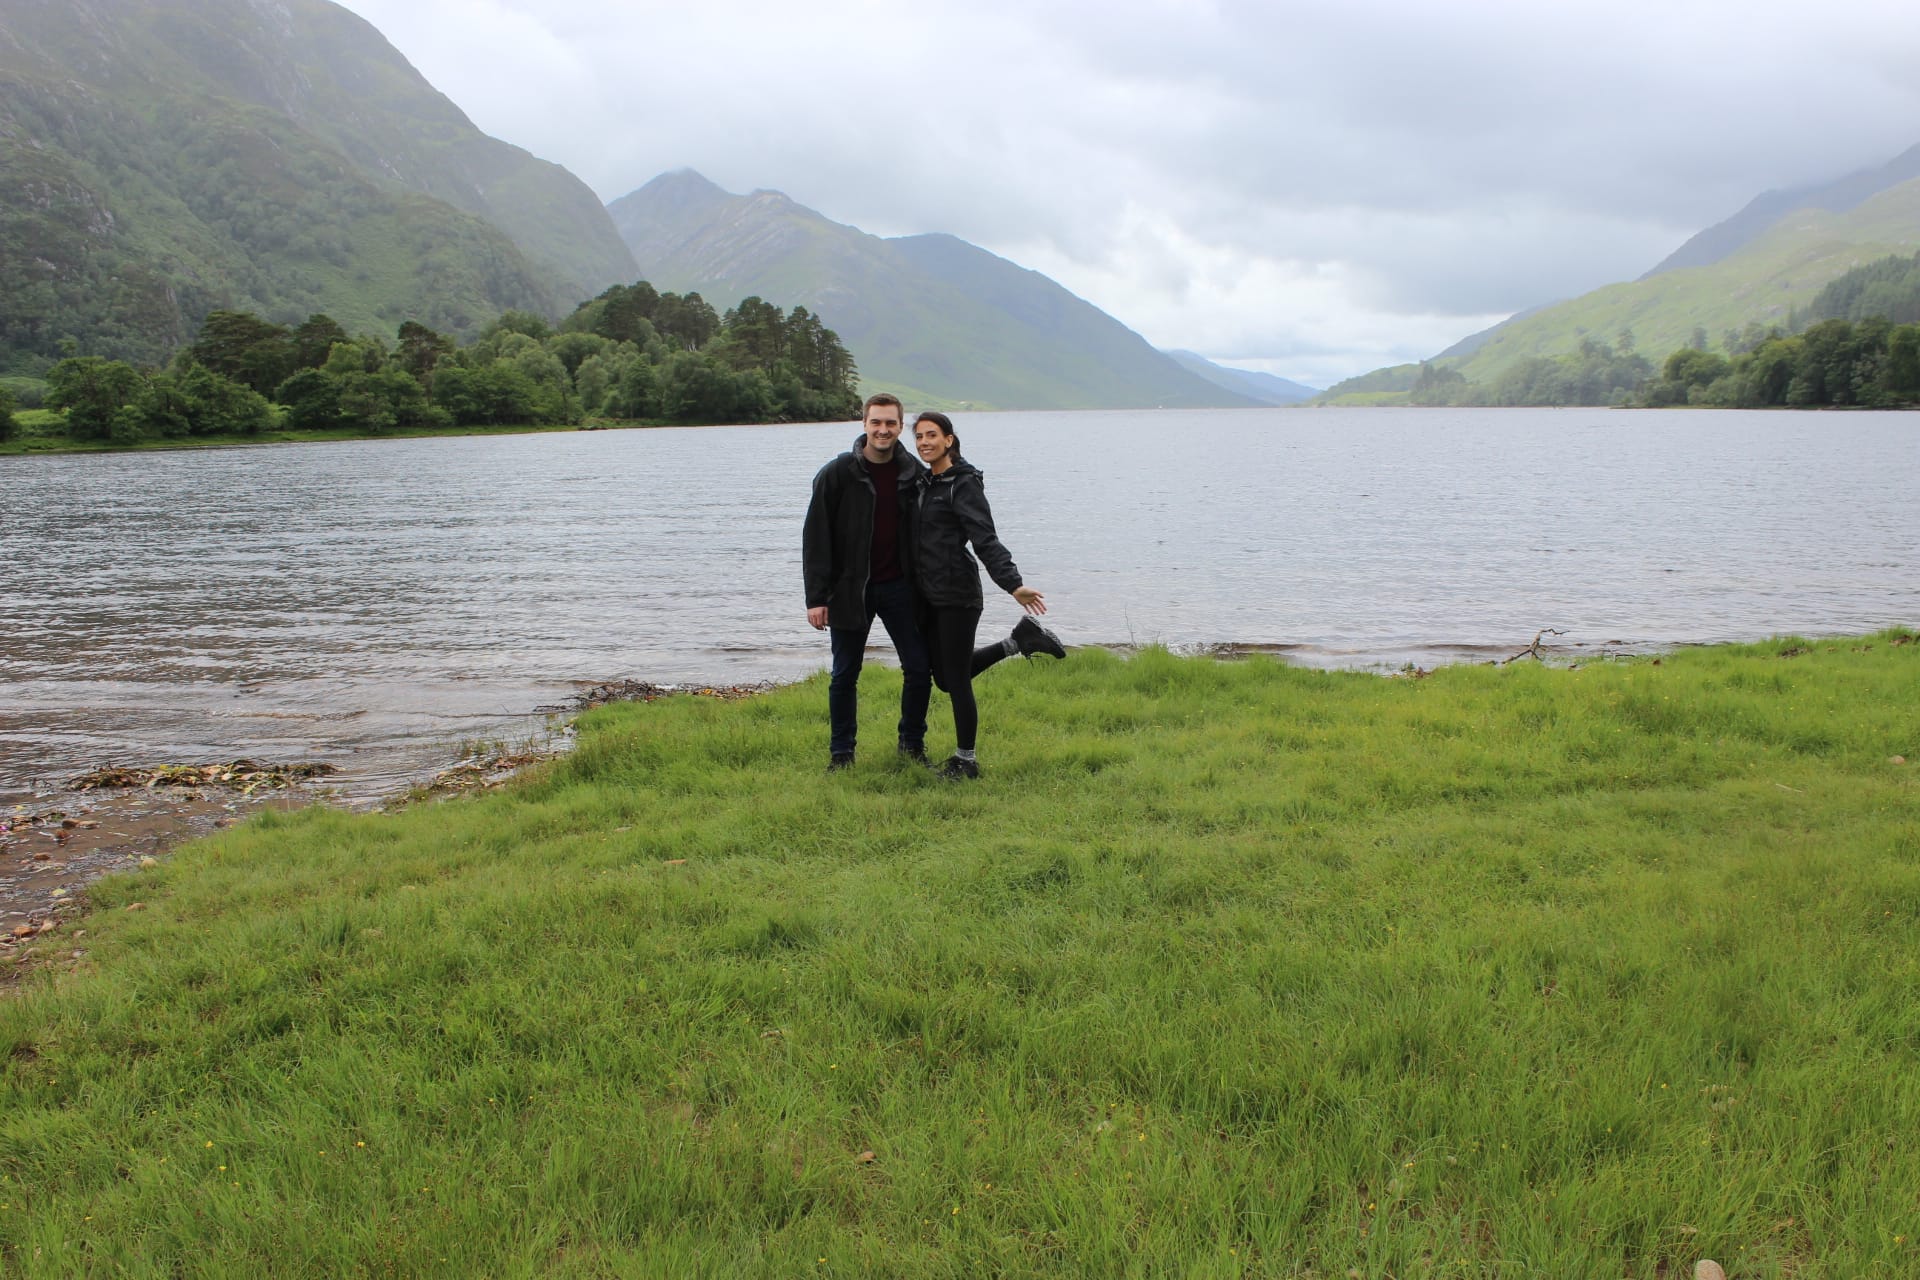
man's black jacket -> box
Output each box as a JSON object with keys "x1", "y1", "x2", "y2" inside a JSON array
[
  {"x1": 911, "y1": 458, "x2": 1022, "y2": 610},
  {"x1": 802, "y1": 435, "x2": 927, "y2": 630}
]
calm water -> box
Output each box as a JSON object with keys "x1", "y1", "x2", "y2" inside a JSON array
[{"x1": 3, "y1": 408, "x2": 1916, "y2": 799}]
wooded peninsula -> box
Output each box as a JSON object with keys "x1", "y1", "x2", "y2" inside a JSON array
[{"x1": 0, "y1": 283, "x2": 861, "y2": 453}]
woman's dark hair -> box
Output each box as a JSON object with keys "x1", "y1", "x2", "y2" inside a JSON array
[{"x1": 914, "y1": 410, "x2": 958, "y2": 457}]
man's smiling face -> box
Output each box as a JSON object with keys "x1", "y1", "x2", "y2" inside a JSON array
[{"x1": 864, "y1": 402, "x2": 903, "y2": 456}]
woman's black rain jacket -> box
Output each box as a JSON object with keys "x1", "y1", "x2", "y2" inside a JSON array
[{"x1": 911, "y1": 458, "x2": 1023, "y2": 610}]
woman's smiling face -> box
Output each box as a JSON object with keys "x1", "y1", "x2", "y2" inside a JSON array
[{"x1": 915, "y1": 419, "x2": 953, "y2": 466}]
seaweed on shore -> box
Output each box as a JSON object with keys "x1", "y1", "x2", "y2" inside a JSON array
[
  {"x1": 551, "y1": 679, "x2": 776, "y2": 712},
  {"x1": 67, "y1": 760, "x2": 337, "y2": 794}
]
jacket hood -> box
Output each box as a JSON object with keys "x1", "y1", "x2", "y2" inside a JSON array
[{"x1": 924, "y1": 457, "x2": 981, "y2": 483}]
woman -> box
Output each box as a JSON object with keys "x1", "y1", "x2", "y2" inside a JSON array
[{"x1": 910, "y1": 411, "x2": 1066, "y2": 779}]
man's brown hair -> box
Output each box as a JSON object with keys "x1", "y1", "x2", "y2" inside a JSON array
[{"x1": 863, "y1": 392, "x2": 904, "y2": 417}]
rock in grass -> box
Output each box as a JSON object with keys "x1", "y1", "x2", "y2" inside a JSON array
[
  {"x1": 1892, "y1": 755, "x2": 1907, "y2": 765},
  {"x1": 1695, "y1": 1262, "x2": 1726, "y2": 1280}
]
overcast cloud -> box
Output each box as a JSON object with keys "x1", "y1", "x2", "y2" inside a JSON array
[{"x1": 335, "y1": 0, "x2": 1920, "y2": 386}]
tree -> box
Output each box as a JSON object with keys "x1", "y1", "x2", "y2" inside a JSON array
[
  {"x1": 187, "y1": 311, "x2": 296, "y2": 395},
  {"x1": 1408, "y1": 361, "x2": 1469, "y2": 406},
  {"x1": 395, "y1": 321, "x2": 454, "y2": 385},
  {"x1": 45, "y1": 357, "x2": 142, "y2": 441},
  {"x1": 291, "y1": 314, "x2": 350, "y2": 370},
  {"x1": 277, "y1": 368, "x2": 345, "y2": 431},
  {"x1": 605, "y1": 358, "x2": 659, "y2": 419},
  {"x1": 572, "y1": 281, "x2": 661, "y2": 346},
  {"x1": 653, "y1": 291, "x2": 719, "y2": 350},
  {"x1": 485, "y1": 310, "x2": 553, "y2": 342},
  {"x1": 785, "y1": 307, "x2": 858, "y2": 405},
  {"x1": 177, "y1": 365, "x2": 272, "y2": 435},
  {"x1": 721, "y1": 296, "x2": 788, "y2": 371},
  {"x1": 1883, "y1": 325, "x2": 1920, "y2": 403},
  {"x1": 123, "y1": 371, "x2": 194, "y2": 438},
  {"x1": 546, "y1": 331, "x2": 613, "y2": 377},
  {"x1": 434, "y1": 362, "x2": 542, "y2": 425},
  {"x1": 0, "y1": 383, "x2": 15, "y2": 442}
]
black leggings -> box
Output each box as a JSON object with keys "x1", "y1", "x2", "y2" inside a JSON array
[{"x1": 923, "y1": 606, "x2": 1013, "y2": 752}]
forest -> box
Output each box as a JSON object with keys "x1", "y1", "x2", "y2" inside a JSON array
[{"x1": 1, "y1": 283, "x2": 862, "y2": 448}]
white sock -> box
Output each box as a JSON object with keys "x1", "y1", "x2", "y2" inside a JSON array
[{"x1": 956, "y1": 748, "x2": 976, "y2": 762}]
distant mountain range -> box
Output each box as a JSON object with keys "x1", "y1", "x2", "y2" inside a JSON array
[
  {"x1": 1164, "y1": 350, "x2": 1317, "y2": 405},
  {"x1": 0, "y1": 1, "x2": 1303, "y2": 410},
  {"x1": 1320, "y1": 142, "x2": 1920, "y2": 400},
  {"x1": 0, "y1": 0, "x2": 635, "y2": 369},
  {"x1": 607, "y1": 170, "x2": 1265, "y2": 411}
]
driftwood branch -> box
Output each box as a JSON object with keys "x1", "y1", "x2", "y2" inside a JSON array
[{"x1": 1502, "y1": 628, "x2": 1566, "y2": 665}]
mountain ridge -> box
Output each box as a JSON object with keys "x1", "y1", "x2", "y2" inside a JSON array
[
  {"x1": 608, "y1": 171, "x2": 1260, "y2": 411},
  {"x1": 1164, "y1": 350, "x2": 1317, "y2": 404},
  {"x1": 1313, "y1": 140, "x2": 1920, "y2": 400},
  {"x1": 0, "y1": 0, "x2": 636, "y2": 370},
  {"x1": 1643, "y1": 142, "x2": 1920, "y2": 279}
]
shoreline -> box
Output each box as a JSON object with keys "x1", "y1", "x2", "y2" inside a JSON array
[
  {"x1": 0, "y1": 411, "x2": 866, "y2": 459},
  {"x1": 3, "y1": 626, "x2": 1909, "y2": 972},
  {"x1": 0, "y1": 679, "x2": 780, "y2": 983}
]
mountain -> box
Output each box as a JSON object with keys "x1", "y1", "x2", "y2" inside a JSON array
[
  {"x1": 0, "y1": 0, "x2": 636, "y2": 370},
  {"x1": 1430, "y1": 301, "x2": 1558, "y2": 362},
  {"x1": 1642, "y1": 143, "x2": 1920, "y2": 278},
  {"x1": 1440, "y1": 176, "x2": 1920, "y2": 385},
  {"x1": 1163, "y1": 350, "x2": 1317, "y2": 404},
  {"x1": 1312, "y1": 142, "x2": 1920, "y2": 402},
  {"x1": 607, "y1": 171, "x2": 1259, "y2": 411}
]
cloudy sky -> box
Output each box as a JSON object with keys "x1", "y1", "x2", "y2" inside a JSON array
[{"x1": 336, "y1": 0, "x2": 1920, "y2": 387}]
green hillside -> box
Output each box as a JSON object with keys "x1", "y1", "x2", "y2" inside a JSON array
[
  {"x1": 0, "y1": 0, "x2": 635, "y2": 371},
  {"x1": 1448, "y1": 179, "x2": 1920, "y2": 385},
  {"x1": 608, "y1": 171, "x2": 1257, "y2": 411}
]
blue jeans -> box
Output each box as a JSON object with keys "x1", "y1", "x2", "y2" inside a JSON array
[{"x1": 828, "y1": 578, "x2": 931, "y2": 756}]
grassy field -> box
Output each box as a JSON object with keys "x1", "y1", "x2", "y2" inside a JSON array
[{"x1": 3, "y1": 635, "x2": 1917, "y2": 1276}]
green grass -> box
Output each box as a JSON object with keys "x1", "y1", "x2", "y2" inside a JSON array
[{"x1": 4, "y1": 634, "x2": 1918, "y2": 1276}]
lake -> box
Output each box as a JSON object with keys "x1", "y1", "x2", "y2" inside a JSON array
[{"x1": 3, "y1": 407, "x2": 1916, "y2": 801}]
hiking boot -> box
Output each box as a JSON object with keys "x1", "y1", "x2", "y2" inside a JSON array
[
  {"x1": 937, "y1": 755, "x2": 980, "y2": 780},
  {"x1": 898, "y1": 741, "x2": 929, "y2": 766},
  {"x1": 1012, "y1": 616, "x2": 1067, "y2": 660},
  {"x1": 827, "y1": 753, "x2": 855, "y2": 773}
]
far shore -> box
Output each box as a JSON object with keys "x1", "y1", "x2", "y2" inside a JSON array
[{"x1": 0, "y1": 418, "x2": 712, "y2": 459}]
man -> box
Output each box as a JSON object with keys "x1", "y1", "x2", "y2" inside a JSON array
[{"x1": 802, "y1": 393, "x2": 932, "y2": 770}]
